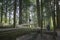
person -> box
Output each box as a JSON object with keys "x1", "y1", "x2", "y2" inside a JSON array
[
  {"x1": 29, "y1": 19, "x2": 31, "y2": 22},
  {"x1": 47, "y1": 24, "x2": 50, "y2": 31}
]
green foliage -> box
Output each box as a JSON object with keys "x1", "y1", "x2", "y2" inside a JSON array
[{"x1": 0, "y1": 0, "x2": 57, "y2": 30}]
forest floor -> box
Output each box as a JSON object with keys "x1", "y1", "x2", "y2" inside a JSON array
[{"x1": 16, "y1": 30, "x2": 60, "y2": 40}]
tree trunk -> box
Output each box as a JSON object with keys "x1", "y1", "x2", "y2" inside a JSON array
[
  {"x1": 9, "y1": 10, "x2": 11, "y2": 24},
  {"x1": 41, "y1": 0, "x2": 44, "y2": 39},
  {"x1": 9, "y1": 0, "x2": 12, "y2": 24},
  {"x1": 1, "y1": 6, "x2": 3, "y2": 23},
  {"x1": 5, "y1": 0, "x2": 7, "y2": 23},
  {"x1": 52, "y1": 0, "x2": 56, "y2": 31},
  {"x1": 19, "y1": 0, "x2": 23, "y2": 24},
  {"x1": 52, "y1": 0, "x2": 56, "y2": 40},
  {"x1": 56, "y1": 0, "x2": 60, "y2": 28},
  {"x1": 13, "y1": 0, "x2": 16, "y2": 27},
  {"x1": 1, "y1": 0, "x2": 3, "y2": 23},
  {"x1": 36, "y1": 0, "x2": 40, "y2": 27}
]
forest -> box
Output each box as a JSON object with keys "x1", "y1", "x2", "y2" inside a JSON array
[{"x1": 0, "y1": 0, "x2": 60, "y2": 40}]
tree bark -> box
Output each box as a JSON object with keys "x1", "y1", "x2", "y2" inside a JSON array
[
  {"x1": 52, "y1": 0, "x2": 56, "y2": 31},
  {"x1": 36, "y1": 0, "x2": 40, "y2": 27},
  {"x1": 5, "y1": 0, "x2": 8, "y2": 23},
  {"x1": 19, "y1": 0, "x2": 23, "y2": 24},
  {"x1": 1, "y1": 0, "x2": 3, "y2": 23},
  {"x1": 13, "y1": 0, "x2": 16, "y2": 27},
  {"x1": 56, "y1": 0, "x2": 60, "y2": 28}
]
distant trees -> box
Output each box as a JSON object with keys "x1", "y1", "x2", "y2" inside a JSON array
[{"x1": 0, "y1": 0, "x2": 59, "y2": 29}]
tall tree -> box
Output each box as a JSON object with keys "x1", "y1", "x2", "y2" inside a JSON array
[
  {"x1": 1, "y1": 0, "x2": 3, "y2": 23},
  {"x1": 36, "y1": 0, "x2": 40, "y2": 27},
  {"x1": 13, "y1": 0, "x2": 16, "y2": 27},
  {"x1": 9, "y1": 0, "x2": 11, "y2": 24},
  {"x1": 53, "y1": 0, "x2": 56, "y2": 31},
  {"x1": 52, "y1": 0, "x2": 56, "y2": 40},
  {"x1": 36, "y1": 0, "x2": 43, "y2": 39},
  {"x1": 19, "y1": 0, "x2": 23, "y2": 24},
  {"x1": 5, "y1": 0, "x2": 8, "y2": 23},
  {"x1": 41, "y1": 0, "x2": 44, "y2": 39},
  {"x1": 56, "y1": 0, "x2": 60, "y2": 28}
]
